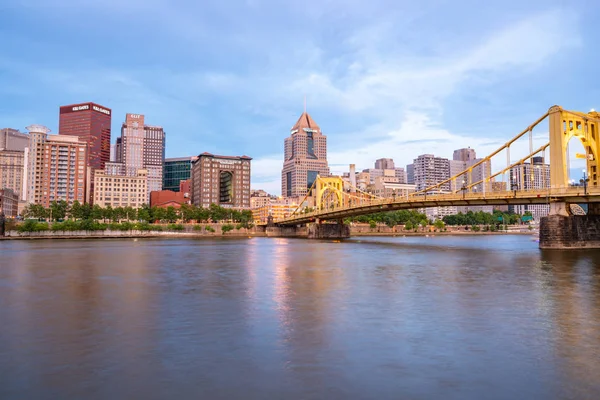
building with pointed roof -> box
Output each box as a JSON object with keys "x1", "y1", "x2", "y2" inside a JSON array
[{"x1": 282, "y1": 111, "x2": 330, "y2": 198}]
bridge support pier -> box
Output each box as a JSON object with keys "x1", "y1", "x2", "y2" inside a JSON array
[
  {"x1": 540, "y1": 203, "x2": 600, "y2": 248},
  {"x1": 307, "y1": 221, "x2": 350, "y2": 240}
]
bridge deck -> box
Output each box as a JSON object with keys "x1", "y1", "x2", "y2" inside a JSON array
[{"x1": 270, "y1": 187, "x2": 600, "y2": 226}]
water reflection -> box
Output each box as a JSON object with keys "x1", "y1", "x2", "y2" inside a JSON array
[{"x1": 0, "y1": 237, "x2": 599, "y2": 399}]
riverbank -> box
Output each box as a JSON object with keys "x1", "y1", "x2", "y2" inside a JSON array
[{"x1": 1, "y1": 224, "x2": 535, "y2": 240}]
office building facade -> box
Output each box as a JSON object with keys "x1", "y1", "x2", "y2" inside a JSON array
[
  {"x1": 0, "y1": 189, "x2": 19, "y2": 217},
  {"x1": 115, "y1": 113, "x2": 165, "y2": 198},
  {"x1": 191, "y1": 153, "x2": 252, "y2": 209},
  {"x1": 413, "y1": 154, "x2": 450, "y2": 192},
  {"x1": 163, "y1": 156, "x2": 197, "y2": 192},
  {"x1": 59, "y1": 102, "x2": 111, "y2": 171},
  {"x1": 281, "y1": 112, "x2": 330, "y2": 198},
  {"x1": 93, "y1": 168, "x2": 148, "y2": 209},
  {"x1": 374, "y1": 158, "x2": 395, "y2": 170}
]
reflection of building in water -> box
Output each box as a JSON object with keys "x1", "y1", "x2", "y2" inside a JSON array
[{"x1": 538, "y1": 251, "x2": 600, "y2": 395}]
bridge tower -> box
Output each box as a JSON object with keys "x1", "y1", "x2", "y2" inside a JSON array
[
  {"x1": 548, "y1": 106, "x2": 600, "y2": 188},
  {"x1": 315, "y1": 176, "x2": 344, "y2": 210}
]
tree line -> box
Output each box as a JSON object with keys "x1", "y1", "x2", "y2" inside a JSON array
[{"x1": 23, "y1": 201, "x2": 254, "y2": 226}]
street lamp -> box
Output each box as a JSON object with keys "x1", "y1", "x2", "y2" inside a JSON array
[
  {"x1": 580, "y1": 169, "x2": 590, "y2": 195},
  {"x1": 461, "y1": 180, "x2": 467, "y2": 199}
]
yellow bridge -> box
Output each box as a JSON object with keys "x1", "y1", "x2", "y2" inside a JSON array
[{"x1": 267, "y1": 106, "x2": 600, "y2": 248}]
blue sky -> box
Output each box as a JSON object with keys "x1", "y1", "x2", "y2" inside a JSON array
[{"x1": 1, "y1": 0, "x2": 598, "y2": 193}]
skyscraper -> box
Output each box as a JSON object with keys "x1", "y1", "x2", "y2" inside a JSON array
[
  {"x1": 59, "y1": 102, "x2": 111, "y2": 171},
  {"x1": 281, "y1": 112, "x2": 329, "y2": 198},
  {"x1": 116, "y1": 113, "x2": 165, "y2": 198}
]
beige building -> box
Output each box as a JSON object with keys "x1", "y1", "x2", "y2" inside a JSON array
[
  {"x1": 93, "y1": 169, "x2": 148, "y2": 208},
  {"x1": 0, "y1": 150, "x2": 24, "y2": 198},
  {"x1": 370, "y1": 178, "x2": 416, "y2": 199},
  {"x1": 0, "y1": 189, "x2": 19, "y2": 217},
  {"x1": 252, "y1": 199, "x2": 300, "y2": 224},
  {"x1": 25, "y1": 125, "x2": 88, "y2": 207},
  {"x1": 191, "y1": 153, "x2": 252, "y2": 209}
]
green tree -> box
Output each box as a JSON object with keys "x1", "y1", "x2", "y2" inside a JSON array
[
  {"x1": 70, "y1": 200, "x2": 83, "y2": 220},
  {"x1": 165, "y1": 206, "x2": 179, "y2": 223},
  {"x1": 433, "y1": 220, "x2": 445, "y2": 231},
  {"x1": 179, "y1": 204, "x2": 195, "y2": 223},
  {"x1": 137, "y1": 204, "x2": 151, "y2": 222},
  {"x1": 123, "y1": 206, "x2": 136, "y2": 221},
  {"x1": 103, "y1": 205, "x2": 114, "y2": 222},
  {"x1": 81, "y1": 203, "x2": 92, "y2": 220},
  {"x1": 49, "y1": 200, "x2": 68, "y2": 221},
  {"x1": 91, "y1": 204, "x2": 104, "y2": 221},
  {"x1": 369, "y1": 220, "x2": 377, "y2": 229},
  {"x1": 404, "y1": 221, "x2": 414, "y2": 231},
  {"x1": 151, "y1": 206, "x2": 166, "y2": 223},
  {"x1": 113, "y1": 207, "x2": 126, "y2": 222}
]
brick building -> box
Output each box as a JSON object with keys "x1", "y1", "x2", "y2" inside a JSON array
[{"x1": 191, "y1": 153, "x2": 251, "y2": 209}]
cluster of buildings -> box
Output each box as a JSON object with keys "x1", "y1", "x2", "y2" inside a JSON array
[
  {"x1": 0, "y1": 102, "x2": 252, "y2": 218},
  {"x1": 0, "y1": 104, "x2": 552, "y2": 222}
]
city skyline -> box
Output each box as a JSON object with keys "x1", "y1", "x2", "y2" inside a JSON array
[{"x1": 1, "y1": 1, "x2": 597, "y2": 194}]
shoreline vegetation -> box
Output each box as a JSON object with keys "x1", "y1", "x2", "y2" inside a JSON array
[{"x1": 2, "y1": 201, "x2": 536, "y2": 240}]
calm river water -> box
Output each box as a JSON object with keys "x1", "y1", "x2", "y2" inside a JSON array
[{"x1": 1, "y1": 235, "x2": 600, "y2": 399}]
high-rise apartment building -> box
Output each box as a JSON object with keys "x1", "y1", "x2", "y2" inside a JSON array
[
  {"x1": 375, "y1": 158, "x2": 395, "y2": 170},
  {"x1": 163, "y1": 156, "x2": 197, "y2": 192},
  {"x1": 449, "y1": 148, "x2": 492, "y2": 193},
  {"x1": 191, "y1": 153, "x2": 252, "y2": 209},
  {"x1": 281, "y1": 112, "x2": 329, "y2": 198},
  {"x1": 93, "y1": 169, "x2": 148, "y2": 208},
  {"x1": 59, "y1": 102, "x2": 111, "y2": 171},
  {"x1": 25, "y1": 125, "x2": 87, "y2": 207},
  {"x1": 115, "y1": 113, "x2": 166, "y2": 199},
  {"x1": 413, "y1": 154, "x2": 450, "y2": 191},
  {"x1": 510, "y1": 156, "x2": 550, "y2": 220}
]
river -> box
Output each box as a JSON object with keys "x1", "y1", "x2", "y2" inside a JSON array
[{"x1": 1, "y1": 235, "x2": 599, "y2": 399}]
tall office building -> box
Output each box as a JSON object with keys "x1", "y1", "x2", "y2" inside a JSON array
[
  {"x1": 190, "y1": 153, "x2": 251, "y2": 209},
  {"x1": 374, "y1": 158, "x2": 395, "y2": 170},
  {"x1": 510, "y1": 156, "x2": 550, "y2": 220},
  {"x1": 59, "y1": 102, "x2": 111, "y2": 171},
  {"x1": 163, "y1": 156, "x2": 197, "y2": 192},
  {"x1": 25, "y1": 125, "x2": 87, "y2": 207},
  {"x1": 282, "y1": 112, "x2": 330, "y2": 198},
  {"x1": 116, "y1": 113, "x2": 165, "y2": 199}
]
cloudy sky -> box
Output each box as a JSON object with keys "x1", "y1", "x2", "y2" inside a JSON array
[{"x1": 2, "y1": 0, "x2": 598, "y2": 193}]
